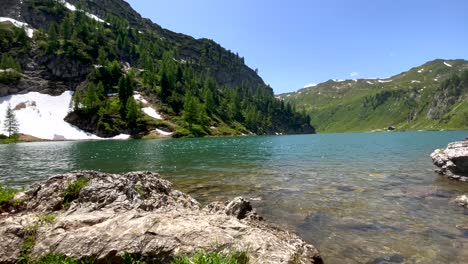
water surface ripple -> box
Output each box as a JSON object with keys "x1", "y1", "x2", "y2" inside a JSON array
[{"x1": 1, "y1": 131, "x2": 468, "y2": 263}]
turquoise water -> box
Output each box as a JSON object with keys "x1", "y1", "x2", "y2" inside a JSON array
[{"x1": 1, "y1": 131, "x2": 467, "y2": 263}]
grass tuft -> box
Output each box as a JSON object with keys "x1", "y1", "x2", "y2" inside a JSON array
[
  {"x1": 63, "y1": 177, "x2": 90, "y2": 208},
  {"x1": 33, "y1": 253, "x2": 78, "y2": 264},
  {"x1": 171, "y1": 250, "x2": 249, "y2": 264},
  {"x1": 38, "y1": 213, "x2": 57, "y2": 225},
  {"x1": 0, "y1": 183, "x2": 17, "y2": 210}
]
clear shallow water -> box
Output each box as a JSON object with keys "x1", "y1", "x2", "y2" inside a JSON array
[{"x1": 1, "y1": 131, "x2": 468, "y2": 263}]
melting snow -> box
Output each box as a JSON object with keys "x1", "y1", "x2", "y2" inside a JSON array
[
  {"x1": 133, "y1": 94, "x2": 148, "y2": 104},
  {"x1": 417, "y1": 68, "x2": 424, "y2": 73},
  {"x1": 155, "y1": 129, "x2": 172, "y2": 136},
  {"x1": 411, "y1": 80, "x2": 421, "y2": 83},
  {"x1": 304, "y1": 83, "x2": 317, "y2": 88},
  {"x1": 444, "y1": 61, "x2": 452, "y2": 67},
  {"x1": 0, "y1": 17, "x2": 35, "y2": 38},
  {"x1": 133, "y1": 93, "x2": 163, "y2": 120},
  {"x1": 378, "y1": 79, "x2": 393, "y2": 83},
  {"x1": 333, "y1": 79, "x2": 345, "y2": 82},
  {"x1": 142, "y1": 107, "x2": 163, "y2": 120},
  {"x1": 0, "y1": 91, "x2": 129, "y2": 140},
  {"x1": 59, "y1": 0, "x2": 106, "y2": 23},
  {"x1": 366, "y1": 81, "x2": 374, "y2": 85},
  {"x1": 110, "y1": 134, "x2": 131, "y2": 140}
]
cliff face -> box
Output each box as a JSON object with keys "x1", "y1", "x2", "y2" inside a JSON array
[{"x1": 0, "y1": 171, "x2": 323, "y2": 263}]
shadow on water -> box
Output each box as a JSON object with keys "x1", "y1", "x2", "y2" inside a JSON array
[{"x1": 1, "y1": 131, "x2": 468, "y2": 263}]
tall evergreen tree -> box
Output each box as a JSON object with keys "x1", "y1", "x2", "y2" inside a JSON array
[
  {"x1": 47, "y1": 24, "x2": 59, "y2": 54},
  {"x1": 97, "y1": 47, "x2": 108, "y2": 66},
  {"x1": 160, "y1": 71, "x2": 171, "y2": 102},
  {"x1": 118, "y1": 75, "x2": 134, "y2": 115},
  {"x1": 82, "y1": 82, "x2": 100, "y2": 112},
  {"x1": 183, "y1": 94, "x2": 200, "y2": 129},
  {"x1": 126, "y1": 97, "x2": 140, "y2": 132},
  {"x1": 3, "y1": 104, "x2": 19, "y2": 137}
]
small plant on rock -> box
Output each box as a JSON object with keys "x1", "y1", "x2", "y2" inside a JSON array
[
  {"x1": 171, "y1": 250, "x2": 249, "y2": 264},
  {"x1": 62, "y1": 177, "x2": 90, "y2": 208},
  {"x1": 0, "y1": 183, "x2": 17, "y2": 211}
]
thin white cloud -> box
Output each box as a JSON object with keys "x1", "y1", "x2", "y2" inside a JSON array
[{"x1": 350, "y1": 72, "x2": 359, "y2": 77}]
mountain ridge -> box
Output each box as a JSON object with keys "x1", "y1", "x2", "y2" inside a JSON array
[{"x1": 279, "y1": 59, "x2": 468, "y2": 133}]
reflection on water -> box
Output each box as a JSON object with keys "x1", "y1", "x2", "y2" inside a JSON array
[{"x1": 1, "y1": 131, "x2": 468, "y2": 263}]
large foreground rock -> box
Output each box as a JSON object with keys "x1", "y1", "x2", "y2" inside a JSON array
[
  {"x1": 0, "y1": 171, "x2": 322, "y2": 263},
  {"x1": 431, "y1": 140, "x2": 468, "y2": 181}
]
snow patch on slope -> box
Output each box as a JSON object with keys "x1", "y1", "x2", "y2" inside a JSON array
[
  {"x1": 133, "y1": 93, "x2": 163, "y2": 120},
  {"x1": 0, "y1": 91, "x2": 129, "y2": 140},
  {"x1": 417, "y1": 68, "x2": 424, "y2": 73},
  {"x1": 133, "y1": 94, "x2": 148, "y2": 104},
  {"x1": 58, "y1": 0, "x2": 106, "y2": 23},
  {"x1": 0, "y1": 17, "x2": 35, "y2": 38},
  {"x1": 378, "y1": 79, "x2": 393, "y2": 83},
  {"x1": 142, "y1": 107, "x2": 163, "y2": 120},
  {"x1": 444, "y1": 61, "x2": 452, "y2": 67},
  {"x1": 411, "y1": 80, "x2": 421, "y2": 83},
  {"x1": 155, "y1": 129, "x2": 172, "y2": 136}
]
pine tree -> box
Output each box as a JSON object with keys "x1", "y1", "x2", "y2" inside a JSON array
[
  {"x1": 83, "y1": 82, "x2": 100, "y2": 112},
  {"x1": 3, "y1": 104, "x2": 19, "y2": 137},
  {"x1": 126, "y1": 97, "x2": 140, "y2": 131},
  {"x1": 97, "y1": 47, "x2": 108, "y2": 66},
  {"x1": 183, "y1": 94, "x2": 200, "y2": 129},
  {"x1": 47, "y1": 24, "x2": 59, "y2": 54},
  {"x1": 160, "y1": 71, "x2": 171, "y2": 102},
  {"x1": 72, "y1": 90, "x2": 82, "y2": 110},
  {"x1": 118, "y1": 75, "x2": 134, "y2": 115},
  {"x1": 97, "y1": 81, "x2": 105, "y2": 99}
]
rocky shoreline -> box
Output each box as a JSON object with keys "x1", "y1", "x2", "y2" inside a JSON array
[
  {"x1": 431, "y1": 140, "x2": 468, "y2": 211},
  {"x1": 431, "y1": 140, "x2": 468, "y2": 182},
  {"x1": 0, "y1": 171, "x2": 323, "y2": 263}
]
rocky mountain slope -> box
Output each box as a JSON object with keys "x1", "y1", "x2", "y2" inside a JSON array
[
  {"x1": 279, "y1": 59, "x2": 468, "y2": 133},
  {"x1": 0, "y1": 171, "x2": 323, "y2": 263},
  {"x1": 0, "y1": 0, "x2": 314, "y2": 138}
]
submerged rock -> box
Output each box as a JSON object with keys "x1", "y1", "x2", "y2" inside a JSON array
[
  {"x1": 0, "y1": 171, "x2": 322, "y2": 263},
  {"x1": 430, "y1": 141, "x2": 468, "y2": 181},
  {"x1": 454, "y1": 195, "x2": 468, "y2": 208},
  {"x1": 367, "y1": 254, "x2": 405, "y2": 264}
]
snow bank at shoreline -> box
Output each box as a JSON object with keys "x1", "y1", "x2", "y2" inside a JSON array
[{"x1": 0, "y1": 91, "x2": 129, "y2": 140}]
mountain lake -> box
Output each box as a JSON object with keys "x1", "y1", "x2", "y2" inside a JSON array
[{"x1": 1, "y1": 131, "x2": 467, "y2": 263}]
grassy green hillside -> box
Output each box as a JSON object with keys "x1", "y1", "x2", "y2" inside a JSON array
[{"x1": 279, "y1": 59, "x2": 468, "y2": 133}]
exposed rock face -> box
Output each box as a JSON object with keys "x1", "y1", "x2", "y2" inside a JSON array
[
  {"x1": 0, "y1": 171, "x2": 322, "y2": 263},
  {"x1": 431, "y1": 141, "x2": 468, "y2": 181}
]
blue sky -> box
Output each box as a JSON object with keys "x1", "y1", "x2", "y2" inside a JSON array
[{"x1": 127, "y1": 0, "x2": 468, "y2": 94}]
